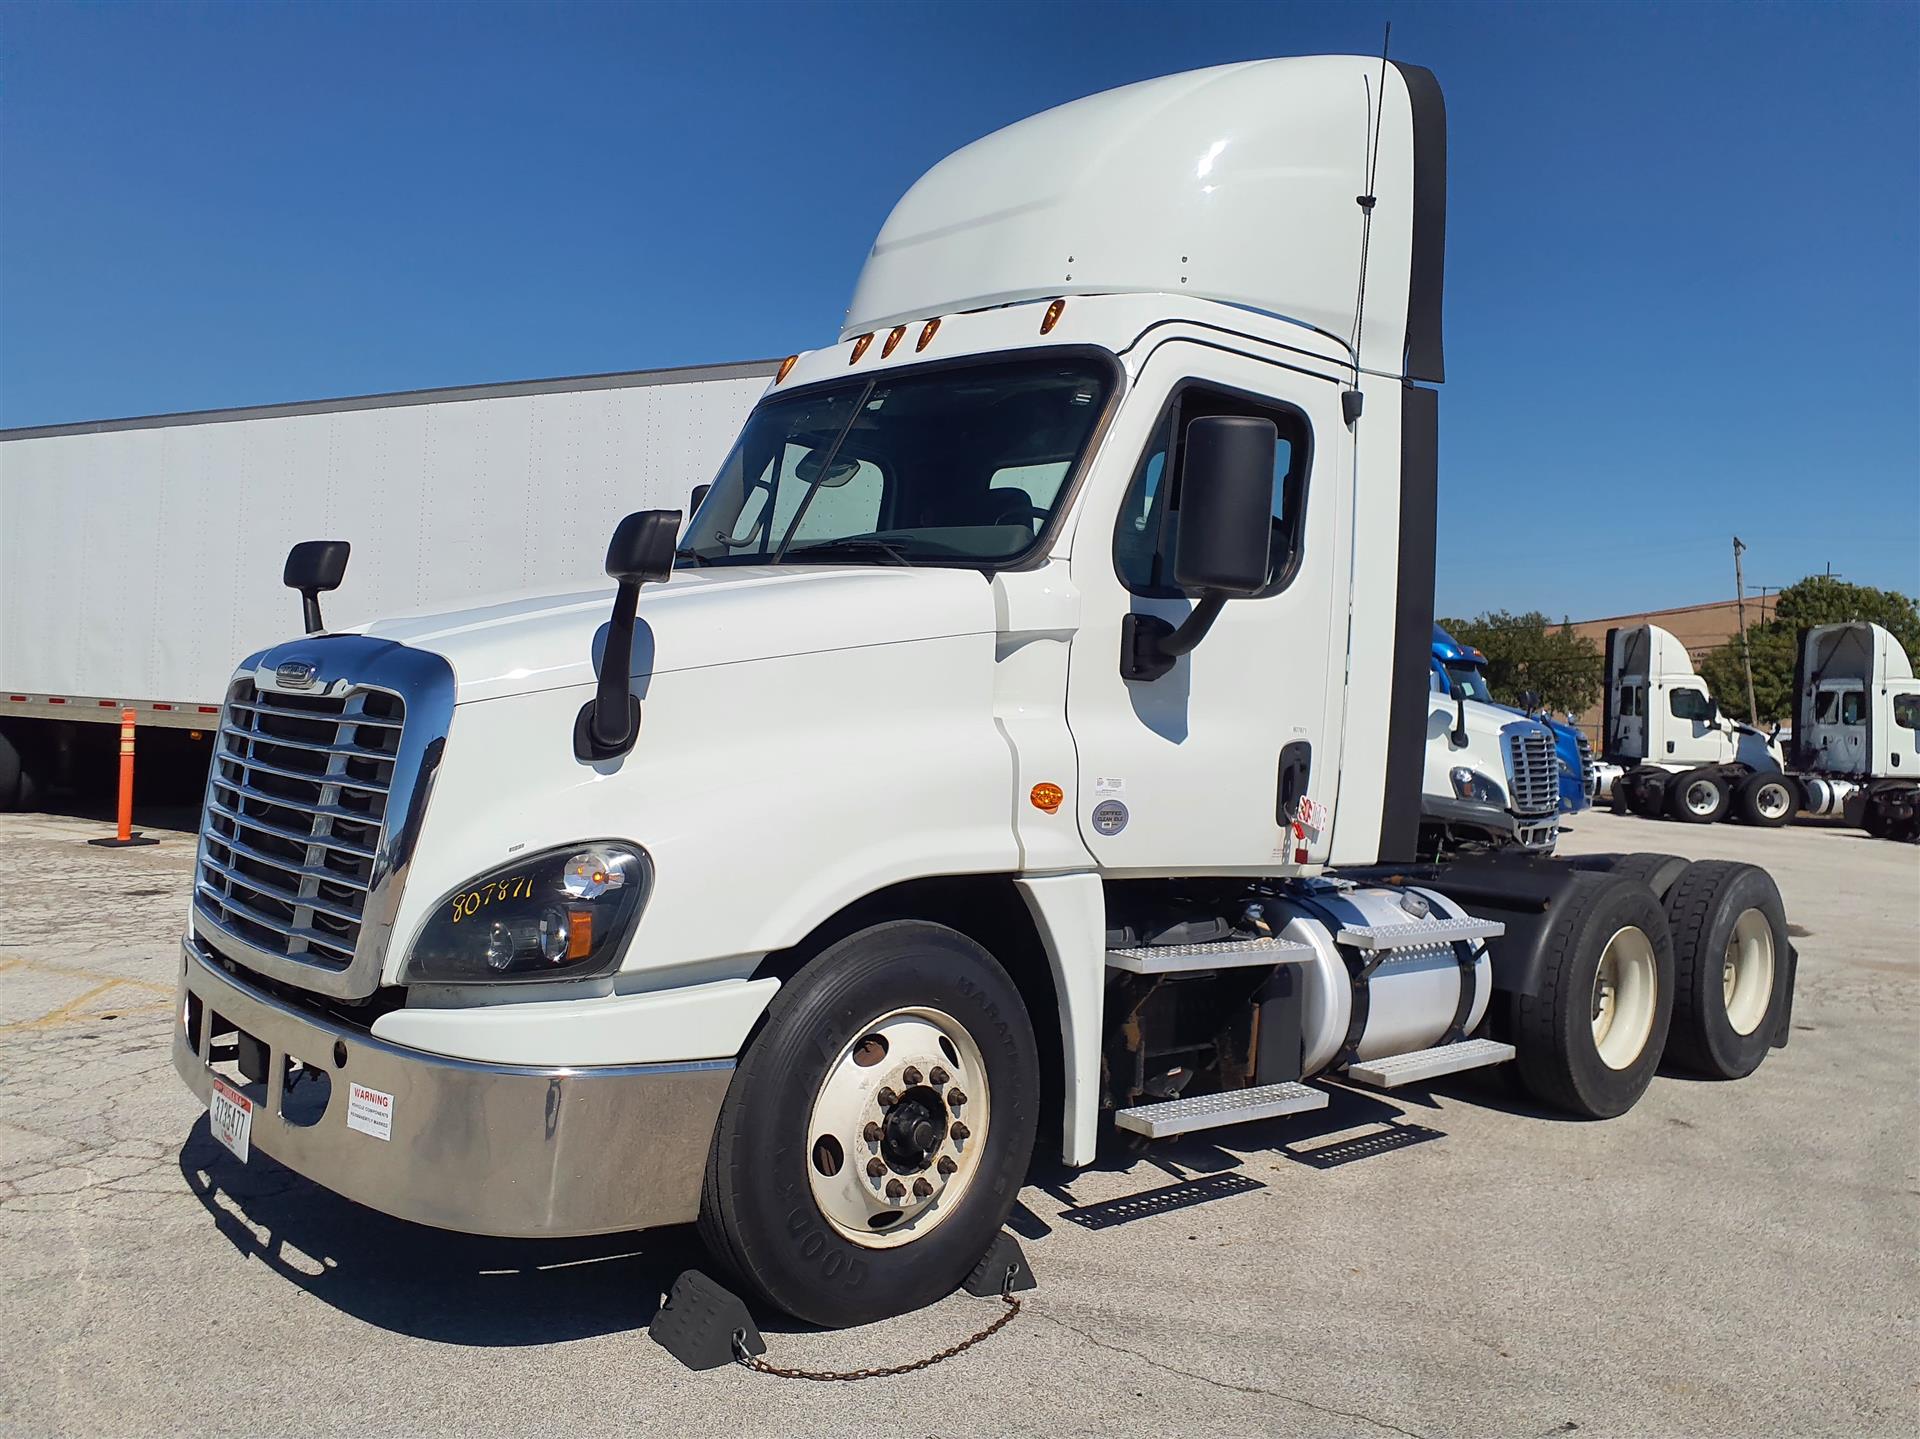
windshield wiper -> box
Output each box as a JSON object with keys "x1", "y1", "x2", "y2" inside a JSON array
[{"x1": 781, "y1": 538, "x2": 914, "y2": 567}]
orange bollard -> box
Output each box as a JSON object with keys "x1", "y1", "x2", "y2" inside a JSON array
[{"x1": 89, "y1": 708, "x2": 158, "y2": 848}]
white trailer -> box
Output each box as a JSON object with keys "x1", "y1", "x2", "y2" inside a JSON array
[
  {"x1": 0, "y1": 361, "x2": 773, "y2": 806},
  {"x1": 1605, "y1": 620, "x2": 1918, "y2": 838},
  {"x1": 166, "y1": 57, "x2": 1800, "y2": 1329}
]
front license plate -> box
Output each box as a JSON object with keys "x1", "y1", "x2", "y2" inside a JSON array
[{"x1": 209, "y1": 1076, "x2": 253, "y2": 1163}]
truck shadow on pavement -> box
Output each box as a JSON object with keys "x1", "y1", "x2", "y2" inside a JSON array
[{"x1": 177, "y1": 1117, "x2": 706, "y2": 1346}]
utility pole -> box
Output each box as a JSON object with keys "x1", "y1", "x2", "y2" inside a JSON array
[{"x1": 1733, "y1": 536, "x2": 1759, "y2": 723}]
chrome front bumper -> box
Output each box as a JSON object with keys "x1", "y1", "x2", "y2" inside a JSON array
[{"x1": 173, "y1": 939, "x2": 733, "y2": 1237}]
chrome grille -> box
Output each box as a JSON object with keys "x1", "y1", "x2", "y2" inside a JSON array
[
  {"x1": 1504, "y1": 728, "x2": 1560, "y2": 817},
  {"x1": 1576, "y1": 732, "x2": 1596, "y2": 797},
  {"x1": 195, "y1": 679, "x2": 405, "y2": 969}
]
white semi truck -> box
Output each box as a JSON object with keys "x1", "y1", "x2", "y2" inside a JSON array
[
  {"x1": 170, "y1": 57, "x2": 1799, "y2": 1328},
  {"x1": 1606, "y1": 620, "x2": 1918, "y2": 839},
  {"x1": 0, "y1": 362, "x2": 771, "y2": 809}
]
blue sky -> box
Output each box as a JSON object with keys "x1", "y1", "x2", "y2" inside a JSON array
[{"x1": 2, "y1": 0, "x2": 1914, "y2": 617}]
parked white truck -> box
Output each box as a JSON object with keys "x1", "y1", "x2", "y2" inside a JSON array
[
  {"x1": 171, "y1": 57, "x2": 1798, "y2": 1328},
  {"x1": 1606, "y1": 620, "x2": 1918, "y2": 839}
]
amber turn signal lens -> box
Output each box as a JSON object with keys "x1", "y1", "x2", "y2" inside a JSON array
[
  {"x1": 775, "y1": 354, "x2": 798, "y2": 384},
  {"x1": 566, "y1": 909, "x2": 593, "y2": 960},
  {"x1": 1040, "y1": 298, "x2": 1066, "y2": 335},
  {"x1": 1030, "y1": 782, "x2": 1064, "y2": 814},
  {"x1": 882, "y1": 325, "x2": 906, "y2": 358},
  {"x1": 916, "y1": 318, "x2": 940, "y2": 352},
  {"x1": 849, "y1": 333, "x2": 875, "y2": 365}
]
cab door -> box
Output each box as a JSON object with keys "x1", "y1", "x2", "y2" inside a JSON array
[{"x1": 1063, "y1": 342, "x2": 1347, "y2": 873}]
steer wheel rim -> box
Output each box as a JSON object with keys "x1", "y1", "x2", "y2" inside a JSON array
[
  {"x1": 1722, "y1": 908, "x2": 1776, "y2": 1036},
  {"x1": 1590, "y1": 925, "x2": 1658, "y2": 1069},
  {"x1": 805, "y1": 1006, "x2": 990, "y2": 1249},
  {"x1": 1685, "y1": 780, "x2": 1720, "y2": 816},
  {"x1": 1755, "y1": 783, "x2": 1791, "y2": 819}
]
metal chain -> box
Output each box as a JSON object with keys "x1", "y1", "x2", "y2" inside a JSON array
[{"x1": 732, "y1": 1267, "x2": 1022, "y2": 1382}]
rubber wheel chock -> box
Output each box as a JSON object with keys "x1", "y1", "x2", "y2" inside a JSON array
[
  {"x1": 649, "y1": 1269, "x2": 766, "y2": 1371},
  {"x1": 961, "y1": 1231, "x2": 1037, "y2": 1298}
]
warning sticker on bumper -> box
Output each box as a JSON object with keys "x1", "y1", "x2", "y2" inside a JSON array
[{"x1": 346, "y1": 1082, "x2": 394, "y2": 1141}]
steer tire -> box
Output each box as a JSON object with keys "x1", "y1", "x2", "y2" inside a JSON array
[
  {"x1": 1666, "y1": 770, "x2": 1731, "y2": 824},
  {"x1": 1513, "y1": 873, "x2": 1675, "y2": 1119},
  {"x1": 1662, "y1": 860, "x2": 1789, "y2": 1079},
  {"x1": 697, "y1": 920, "x2": 1038, "y2": 1328},
  {"x1": 1733, "y1": 772, "x2": 1797, "y2": 828}
]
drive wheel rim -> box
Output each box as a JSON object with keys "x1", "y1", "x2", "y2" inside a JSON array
[
  {"x1": 1754, "y1": 782, "x2": 1792, "y2": 820},
  {"x1": 1722, "y1": 909, "x2": 1776, "y2": 1036},
  {"x1": 1684, "y1": 780, "x2": 1721, "y2": 817},
  {"x1": 1591, "y1": 926, "x2": 1658, "y2": 1069},
  {"x1": 804, "y1": 1006, "x2": 990, "y2": 1250}
]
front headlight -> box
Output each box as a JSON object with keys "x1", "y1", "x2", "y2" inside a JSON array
[
  {"x1": 1450, "y1": 766, "x2": 1507, "y2": 806},
  {"x1": 403, "y1": 843, "x2": 650, "y2": 984}
]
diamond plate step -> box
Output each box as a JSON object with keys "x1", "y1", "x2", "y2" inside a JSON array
[
  {"x1": 1334, "y1": 916, "x2": 1505, "y2": 951},
  {"x1": 1105, "y1": 935, "x2": 1315, "y2": 975},
  {"x1": 1113, "y1": 1081, "x2": 1328, "y2": 1139},
  {"x1": 1346, "y1": 1037, "x2": 1517, "y2": 1089}
]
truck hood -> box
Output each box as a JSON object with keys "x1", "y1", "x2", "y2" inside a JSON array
[{"x1": 349, "y1": 565, "x2": 999, "y2": 703}]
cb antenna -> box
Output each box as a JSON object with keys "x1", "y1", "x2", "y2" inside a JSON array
[{"x1": 1346, "y1": 21, "x2": 1392, "y2": 419}]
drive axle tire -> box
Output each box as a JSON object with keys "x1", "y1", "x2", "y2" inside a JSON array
[
  {"x1": 1662, "y1": 860, "x2": 1788, "y2": 1079},
  {"x1": 697, "y1": 921, "x2": 1038, "y2": 1328},
  {"x1": 1513, "y1": 873, "x2": 1675, "y2": 1119},
  {"x1": 1667, "y1": 771, "x2": 1731, "y2": 824},
  {"x1": 1734, "y1": 772, "x2": 1797, "y2": 828}
]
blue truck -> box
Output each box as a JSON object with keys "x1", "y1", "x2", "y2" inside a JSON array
[{"x1": 1432, "y1": 626, "x2": 1593, "y2": 813}]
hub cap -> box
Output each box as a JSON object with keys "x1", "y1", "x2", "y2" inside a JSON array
[
  {"x1": 1591, "y1": 926, "x2": 1658, "y2": 1070},
  {"x1": 1722, "y1": 908, "x2": 1775, "y2": 1036},
  {"x1": 1685, "y1": 780, "x2": 1720, "y2": 816},
  {"x1": 1754, "y1": 782, "x2": 1792, "y2": 820},
  {"x1": 805, "y1": 1006, "x2": 989, "y2": 1249}
]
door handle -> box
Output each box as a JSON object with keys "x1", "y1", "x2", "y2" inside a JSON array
[{"x1": 1277, "y1": 740, "x2": 1312, "y2": 822}]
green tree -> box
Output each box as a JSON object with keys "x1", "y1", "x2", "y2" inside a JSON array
[
  {"x1": 1435, "y1": 611, "x2": 1603, "y2": 715},
  {"x1": 1701, "y1": 576, "x2": 1920, "y2": 723}
]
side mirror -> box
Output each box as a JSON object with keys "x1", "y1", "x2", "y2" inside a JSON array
[
  {"x1": 1171, "y1": 416, "x2": 1277, "y2": 595},
  {"x1": 1705, "y1": 698, "x2": 1720, "y2": 722},
  {"x1": 284, "y1": 540, "x2": 350, "y2": 635},
  {"x1": 1452, "y1": 691, "x2": 1469, "y2": 748},
  {"x1": 689, "y1": 483, "x2": 711, "y2": 515},
  {"x1": 1123, "y1": 415, "x2": 1275, "y2": 681},
  {"x1": 576, "y1": 510, "x2": 680, "y2": 761},
  {"x1": 1518, "y1": 689, "x2": 1542, "y2": 713}
]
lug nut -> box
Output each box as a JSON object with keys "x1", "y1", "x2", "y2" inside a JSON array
[
  {"x1": 912, "y1": 1177, "x2": 933, "y2": 1198},
  {"x1": 863, "y1": 1121, "x2": 882, "y2": 1143},
  {"x1": 937, "y1": 1156, "x2": 957, "y2": 1175},
  {"x1": 946, "y1": 1088, "x2": 967, "y2": 1107},
  {"x1": 950, "y1": 1121, "x2": 970, "y2": 1142},
  {"x1": 885, "y1": 1178, "x2": 907, "y2": 1200},
  {"x1": 902, "y1": 1065, "x2": 923, "y2": 1086},
  {"x1": 867, "y1": 1157, "x2": 886, "y2": 1178},
  {"x1": 929, "y1": 1066, "x2": 949, "y2": 1086},
  {"x1": 877, "y1": 1086, "x2": 899, "y2": 1108}
]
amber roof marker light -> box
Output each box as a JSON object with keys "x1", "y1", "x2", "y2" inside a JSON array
[
  {"x1": 881, "y1": 325, "x2": 907, "y2": 358},
  {"x1": 916, "y1": 318, "x2": 941, "y2": 352},
  {"x1": 848, "y1": 333, "x2": 875, "y2": 365},
  {"x1": 1040, "y1": 298, "x2": 1066, "y2": 335},
  {"x1": 775, "y1": 355, "x2": 798, "y2": 384}
]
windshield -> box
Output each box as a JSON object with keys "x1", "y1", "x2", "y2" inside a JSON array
[
  {"x1": 1444, "y1": 662, "x2": 1494, "y2": 704},
  {"x1": 678, "y1": 358, "x2": 1111, "y2": 568}
]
